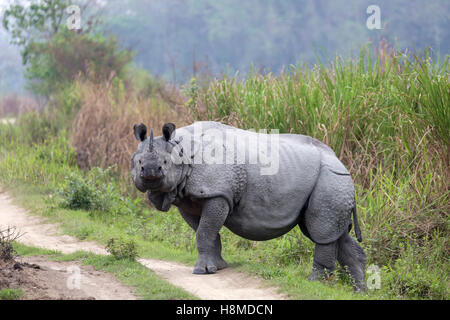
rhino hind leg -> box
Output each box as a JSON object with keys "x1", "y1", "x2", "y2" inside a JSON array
[
  {"x1": 337, "y1": 232, "x2": 367, "y2": 292},
  {"x1": 301, "y1": 167, "x2": 355, "y2": 245},
  {"x1": 301, "y1": 167, "x2": 367, "y2": 290},
  {"x1": 308, "y1": 241, "x2": 338, "y2": 281}
]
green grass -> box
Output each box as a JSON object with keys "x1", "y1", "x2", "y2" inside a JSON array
[
  {"x1": 11, "y1": 242, "x2": 197, "y2": 300},
  {"x1": 0, "y1": 288, "x2": 24, "y2": 300}
]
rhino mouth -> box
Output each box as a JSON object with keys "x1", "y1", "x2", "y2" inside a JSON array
[
  {"x1": 133, "y1": 178, "x2": 163, "y2": 193},
  {"x1": 142, "y1": 179, "x2": 164, "y2": 190}
]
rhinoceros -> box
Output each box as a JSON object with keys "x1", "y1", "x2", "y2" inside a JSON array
[{"x1": 131, "y1": 121, "x2": 367, "y2": 291}]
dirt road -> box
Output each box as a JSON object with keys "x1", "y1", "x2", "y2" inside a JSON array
[
  {"x1": 0, "y1": 190, "x2": 287, "y2": 300},
  {"x1": 0, "y1": 256, "x2": 137, "y2": 300}
]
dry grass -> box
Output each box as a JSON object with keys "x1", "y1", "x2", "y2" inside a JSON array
[
  {"x1": 71, "y1": 79, "x2": 191, "y2": 176},
  {"x1": 0, "y1": 94, "x2": 39, "y2": 117}
]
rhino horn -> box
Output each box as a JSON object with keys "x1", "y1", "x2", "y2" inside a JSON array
[{"x1": 149, "y1": 128, "x2": 154, "y2": 152}]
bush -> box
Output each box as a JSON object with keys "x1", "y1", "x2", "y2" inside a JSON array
[
  {"x1": 106, "y1": 237, "x2": 138, "y2": 260},
  {"x1": 0, "y1": 227, "x2": 22, "y2": 261},
  {"x1": 58, "y1": 167, "x2": 118, "y2": 212}
]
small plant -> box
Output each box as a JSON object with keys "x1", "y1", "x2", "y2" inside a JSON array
[
  {"x1": 106, "y1": 237, "x2": 138, "y2": 260},
  {"x1": 58, "y1": 172, "x2": 96, "y2": 210},
  {"x1": 0, "y1": 288, "x2": 24, "y2": 300},
  {"x1": 0, "y1": 226, "x2": 23, "y2": 261}
]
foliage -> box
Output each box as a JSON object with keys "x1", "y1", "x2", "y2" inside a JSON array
[
  {"x1": 2, "y1": 0, "x2": 131, "y2": 96},
  {"x1": 70, "y1": 78, "x2": 189, "y2": 176},
  {"x1": 2, "y1": 0, "x2": 100, "y2": 62},
  {"x1": 58, "y1": 167, "x2": 118, "y2": 212},
  {"x1": 24, "y1": 29, "x2": 134, "y2": 96},
  {"x1": 0, "y1": 288, "x2": 24, "y2": 300},
  {"x1": 106, "y1": 237, "x2": 138, "y2": 260},
  {"x1": 381, "y1": 238, "x2": 449, "y2": 299}
]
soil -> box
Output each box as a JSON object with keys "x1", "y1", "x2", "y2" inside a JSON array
[{"x1": 0, "y1": 256, "x2": 137, "y2": 300}]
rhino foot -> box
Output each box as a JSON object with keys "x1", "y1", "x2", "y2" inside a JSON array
[
  {"x1": 193, "y1": 255, "x2": 228, "y2": 274},
  {"x1": 308, "y1": 268, "x2": 333, "y2": 281},
  {"x1": 307, "y1": 269, "x2": 321, "y2": 281}
]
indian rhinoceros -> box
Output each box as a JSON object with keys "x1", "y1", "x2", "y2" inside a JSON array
[{"x1": 131, "y1": 121, "x2": 367, "y2": 291}]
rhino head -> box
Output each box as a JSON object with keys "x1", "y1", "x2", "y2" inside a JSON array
[{"x1": 131, "y1": 123, "x2": 185, "y2": 210}]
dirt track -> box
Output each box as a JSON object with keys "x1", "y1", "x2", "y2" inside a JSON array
[
  {"x1": 0, "y1": 256, "x2": 137, "y2": 300},
  {"x1": 0, "y1": 190, "x2": 287, "y2": 300}
]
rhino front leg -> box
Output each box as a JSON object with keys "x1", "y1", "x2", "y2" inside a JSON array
[
  {"x1": 179, "y1": 208, "x2": 228, "y2": 271},
  {"x1": 193, "y1": 197, "x2": 229, "y2": 274}
]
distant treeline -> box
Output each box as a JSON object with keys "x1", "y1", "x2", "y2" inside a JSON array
[
  {"x1": 0, "y1": 0, "x2": 448, "y2": 93},
  {"x1": 103, "y1": 0, "x2": 449, "y2": 81}
]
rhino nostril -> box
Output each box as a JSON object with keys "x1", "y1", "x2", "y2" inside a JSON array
[{"x1": 158, "y1": 166, "x2": 162, "y2": 171}]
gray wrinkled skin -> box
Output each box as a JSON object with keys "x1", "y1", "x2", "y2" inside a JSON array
[{"x1": 131, "y1": 121, "x2": 367, "y2": 291}]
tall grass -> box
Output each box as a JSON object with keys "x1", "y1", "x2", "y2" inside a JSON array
[{"x1": 186, "y1": 48, "x2": 449, "y2": 299}]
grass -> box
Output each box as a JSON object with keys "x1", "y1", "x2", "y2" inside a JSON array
[
  {"x1": 0, "y1": 47, "x2": 448, "y2": 300},
  {"x1": 11, "y1": 242, "x2": 197, "y2": 300},
  {"x1": 0, "y1": 289, "x2": 24, "y2": 300}
]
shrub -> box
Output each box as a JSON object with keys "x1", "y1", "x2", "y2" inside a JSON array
[
  {"x1": 0, "y1": 227, "x2": 22, "y2": 261},
  {"x1": 58, "y1": 167, "x2": 118, "y2": 212},
  {"x1": 106, "y1": 237, "x2": 138, "y2": 260}
]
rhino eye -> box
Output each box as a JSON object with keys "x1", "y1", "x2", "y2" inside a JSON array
[
  {"x1": 163, "y1": 160, "x2": 167, "y2": 164},
  {"x1": 139, "y1": 160, "x2": 142, "y2": 164}
]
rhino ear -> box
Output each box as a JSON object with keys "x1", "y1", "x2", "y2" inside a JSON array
[
  {"x1": 134, "y1": 123, "x2": 147, "y2": 142},
  {"x1": 162, "y1": 123, "x2": 176, "y2": 141}
]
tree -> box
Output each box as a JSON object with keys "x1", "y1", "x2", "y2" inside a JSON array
[
  {"x1": 2, "y1": 0, "x2": 132, "y2": 96},
  {"x1": 3, "y1": 0, "x2": 101, "y2": 63}
]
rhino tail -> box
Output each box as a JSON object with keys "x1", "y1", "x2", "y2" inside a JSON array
[{"x1": 352, "y1": 205, "x2": 363, "y2": 242}]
